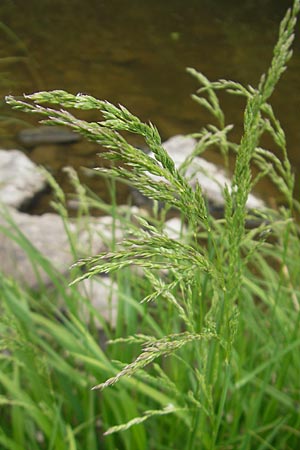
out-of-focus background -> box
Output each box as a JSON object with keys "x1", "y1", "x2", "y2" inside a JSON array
[{"x1": 1, "y1": 0, "x2": 299, "y2": 210}]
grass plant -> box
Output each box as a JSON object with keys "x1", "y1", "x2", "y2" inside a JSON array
[{"x1": 1, "y1": 1, "x2": 300, "y2": 448}]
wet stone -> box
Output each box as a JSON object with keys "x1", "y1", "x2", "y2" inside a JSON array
[{"x1": 18, "y1": 125, "x2": 80, "y2": 148}]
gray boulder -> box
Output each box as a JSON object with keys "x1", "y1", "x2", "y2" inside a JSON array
[
  {"x1": 0, "y1": 207, "x2": 128, "y2": 289},
  {"x1": 0, "y1": 149, "x2": 47, "y2": 209},
  {"x1": 18, "y1": 125, "x2": 80, "y2": 147}
]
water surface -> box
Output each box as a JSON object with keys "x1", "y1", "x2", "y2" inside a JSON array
[{"x1": 0, "y1": 0, "x2": 299, "y2": 210}]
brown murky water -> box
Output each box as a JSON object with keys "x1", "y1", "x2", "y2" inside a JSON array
[{"x1": 0, "y1": 0, "x2": 299, "y2": 212}]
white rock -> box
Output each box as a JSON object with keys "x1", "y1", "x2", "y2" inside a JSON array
[
  {"x1": 0, "y1": 208, "x2": 130, "y2": 289},
  {"x1": 78, "y1": 277, "x2": 118, "y2": 328},
  {"x1": 0, "y1": 208, "x2": 71, "y2": 287},
  {"x1": 152, "y1": 135, "x2": 265, "y2": 210},
  {"x1": 163, "y1": 217, "x2": 187, "y2": 240},
  {"x1": 0, "y1": 149, "x2": 47, "y2": 209}
]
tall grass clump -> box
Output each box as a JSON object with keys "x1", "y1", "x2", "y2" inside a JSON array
[{"x1": 2, "y1": 1, "x2": 300, "y2": 448}]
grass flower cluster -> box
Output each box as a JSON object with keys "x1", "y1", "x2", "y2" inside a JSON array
[{"x1": 1, "y1": 1, "x2": 300, "y2": 449}]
